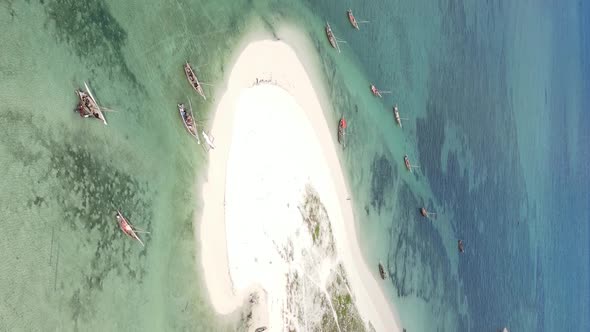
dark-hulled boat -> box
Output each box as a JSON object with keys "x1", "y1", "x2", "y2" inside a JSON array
[
  {"x1": 458, "y1": 240, "x2": 465, "y2": 253},
  {"x1": 74, "y1": 82, "x2": 107, "y2": 125},
  {"x1": 338, "y1": 116, "x2": 347, "y2": 148},
  {"x1": 178, "y1": 103, "x2": 201, "y2": 144},
  {"x1": 347, "y1": 9, "x2": 359, "y2": 30},
  {"x1": 184, "y1": 62, "x2": 206, "y2": 100},
  {"x1": 378, "y1": 262, "x2": 387, "y2": 280}
]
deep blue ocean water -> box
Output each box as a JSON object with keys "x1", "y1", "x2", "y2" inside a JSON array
[{"x1": 305, "y1": 0, "x2": 590, "y2": 331}]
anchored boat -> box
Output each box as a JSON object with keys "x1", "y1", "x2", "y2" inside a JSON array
[
  {"x1": 325, "y1": 22, "x2": 340, "y2": 53},
  {"x1": 178, "y1": 102, "x2": 201, "y2": 144},
  {"x1": 378, "y1": 262, "x2": 387, "y2": 280},
  {"x1": 74, "y1": 82, "x2": 107, "y2": 125},
  {"x1": 370, "y1": 84, "x2": 382, "y2": 98},
  {"x1": 116, "y1": 210, "x2": 145, "y2": 247},
  {"x1": 347, "y1": 9, "x2": 359, "y2": 30},
  {"x1": 404, "y1": 155, "x2": 419, "y2": 173},
  {"x1": 184, "y1": 62, "x2": 206, "y2": 100},
  {"x1": 338, "y1": 116, "x2": 347, "y2": 148}
]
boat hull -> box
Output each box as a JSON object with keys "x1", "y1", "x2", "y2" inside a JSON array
[
  {"x1": 325, "y1": 23, "x2": 338, "y2": 51},
  {"x1": 178, "y1": 103, "x2": 200, "y2": 144},
  {"x1": 347, "y1": 11, "x2": 359, "y2": 30},
  {"x1": 338, "y1": 118, "x2": 347, "y2": 148},
  {"x1": 184, "y1": 63, "x2": 206, "y2": 100}
]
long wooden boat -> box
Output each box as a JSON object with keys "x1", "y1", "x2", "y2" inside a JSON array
[
  {"x1": 378, "y1": 262, "x2": 387, "y2": 280},
  {"x1": 178, "y1": 103, "x2": 201, "y2": 144},
  {"x1": 74, "y1": 83, "x2": 107, "y2": 125},
  {"x1": 370, "y1": 84, "x2": 382, "y2": 98},
  {"x1": 394, "y1": 105, "x2": 402, "y2": 128},
  {"x1": 184, "y1": 62, "x2": 206, "y2": 100},
  {"x1": 347, "y1": 9, "x2": 359, "y2": 30},
  {"x1": 420, "y1": 207, "x2": 428, "y2": 217},
  {"x1": 338, "y1": 116, "x2": 347, "y2": 148},
  {"x1": 116, "y1": 210, "x2": 144, "y2": 246},
  {"x1": 325, "y1": 22, "x2": 340, "y2": 52},
  {"x1": 404, "y1": 155, "x2": 412, "y2": 172}
]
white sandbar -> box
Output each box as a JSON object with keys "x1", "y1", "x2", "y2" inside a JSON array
[{"x1": 199, "y1": 35, "x2": 401, "y2": 332}]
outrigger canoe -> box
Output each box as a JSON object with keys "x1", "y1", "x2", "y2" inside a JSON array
[
  {"x1": 370, "y1": 84, "x2": 382, "y2": 98},
  {"x1": 74, "y1": 83, "x2": 107, "y2": 125},
  {"x1": 404, "y1": 155, "x2": 412, "y2": 172},
  {"x1": 420, "y1": 207, "x2": 428, "y2": 217},
  {"x1": 338, "y1": 116, "x2": 347, "y2": 148},
  {"x1": 178, "y1": 103, "x2": 201, "y2": 144},
  {"x1": 347, "y1": 9, "x2": 359, "y2": 30},
  {"x1": 378, "y1": 262, "x2": 387, "y2": 280},
  {"x1": 325, "y1": 22, "x2": 340, "y2": 52},
  {"x1": 184, "y1": 62, "x2": 206, "y2": 100},
  {"x1": 116, "y1": 210, "x2": 144, "y2": 247}
]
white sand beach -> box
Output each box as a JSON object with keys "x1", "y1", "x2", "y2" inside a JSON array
[{"x1": 199, "y1": 32, "x2": 401, "y2": 332}]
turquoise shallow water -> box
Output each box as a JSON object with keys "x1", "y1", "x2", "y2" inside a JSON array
[{"x1": 1, "y1": 0, "x2": 589, "y2": 331}]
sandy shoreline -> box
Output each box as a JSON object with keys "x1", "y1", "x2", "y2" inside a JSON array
[{"x1": 199, "y1": 27, "x2": 401, "y2": 331}]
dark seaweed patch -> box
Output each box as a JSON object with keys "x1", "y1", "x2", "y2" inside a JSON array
[
  {"x1": 370, "y1": 153, "x2": 395, "y2": 214},
  {"x1": 43, "y1": 0, "x2": 140, "y2": 87},
  {"x1": 1, "y1": 106, "x2": 153, "y2": 324}
]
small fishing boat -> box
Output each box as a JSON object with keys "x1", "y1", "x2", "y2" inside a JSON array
[
  {"x1": 393, "y1": 105, "x2": 402, "y2": 128},
  {"x1": 338, "y1": 116, "x2": 347, "y2": 148},
  {"x1": 420, "y1": 207, "x2": 428, "y2": 217},
  {"x1": 458, "y1": 240, "x2": 465, "y2": 253},
  {"x1": 347, "y1": 9, "x2": 359, "y2": 30},
  {"x1": 178, "y1": 102, "x2": 201, "y2": 144},
  {"x1": 184, "y1": 62, "x2": 206, "y2": 100},
  {"x1": 404, "y1": 155, "x2": 419, "y2": 173},
  {"x1": 378, "y1": 262, "x2": 387, "y2": 280},
  {"x1": 116, "y1": 210, "x2": 145, "y2": 247},
  {"x1": 74, "y1": 83, "x2": 107, "y2": 125},
  {"x1": 404, "y1": 155, "x2": 412, "y2": 172},
  {"x1": 370, "y1": 84, "x2": 382, "y2": 98},
  {"x1": 325, "y1": 22, "x2": 340, "y2": 52}
]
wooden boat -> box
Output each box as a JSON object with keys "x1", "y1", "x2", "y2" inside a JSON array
[
  {"x1": 74, "y1": 83, "x2": 107, "y2": 125},
  {"x1": 458, "y1": 240, "x2": 465, "y2": 253},
  {"x1": 404, "y1": 155, "x2": 412, "y2": 172},
  {"x1": 338, "y1": 116, "x2": 347, "y2": 148},
  {"x1": 378, "y1": 262, "x2": 387, "y2": 280},
  {"x1": 116, "y1": 210, "x2": 145, "y2": 246},
  {"x1": 393, "y1": 105, "x2": 402, "y2": 128},
  {"x1": 420, "y1": 207, "x2": 428, "y2": 217},
  {"x1": 184, "y1": 62, "x2": 206, "y2": 100},
  {"x1": 404, "y1": 155, "x2": 419, "y2": 173},
  {"x1": 178, "y1": 102, "x2": 201, "y2": 144},
  {"x1": 347, "y1": 9, "x2": 359, "y2": 30},
  {"x1": 325, "y1": 22, "x2": 340, "y2": 52},
  {"x1": 370, "y1": 84, "x2": 382, "y2": 98}
]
